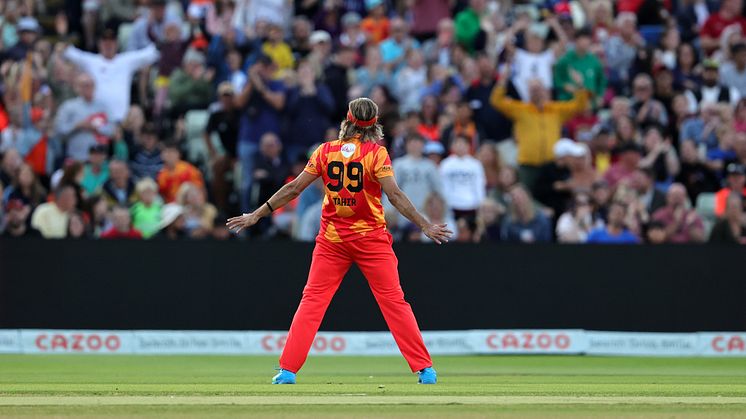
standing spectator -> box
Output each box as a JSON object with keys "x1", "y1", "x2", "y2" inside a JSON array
[
  {"x1": 1, "y1": 17, "x2": 40, "y2": 62},
  {"x1": 394, "y1": 50, "x2": 427, "y2": 113},
  {"x1": 168, "y1": 50, "x2": 215, "y2": 117},
  {"x1": 80, "y1": 144, "x2": 109, "y2": 196},
  {"x1": 699, "y1": 0, "x2": 746, "y2": 55},
  {"x1": 128, "y1": 123, "x2": 164, "y2": 180},
  {"x1": 603, "y1": 13, "x2": 644, "y2": 94},
  {"x1": 454, "y1": 0, "x2": 486, "y2": 53},
  {"x1": 354, "y1": 47, "x2": 391, "y2": 97},
  {"x1": 235, "y1": 55, "x2": 285, "y2": 211},
  {"x1": 127, "y1": 0, "x2": 182, "y2": 51},
  {"x1": 556, "y1": 192, "x2": 601, "y2": 243},
  {"x1": 1, "y1": 199, "x2": 41, "y2": 238},
  {"x1": 490, "y1": 66, "x2": 588, "y2": 191},
  {"x1": 441, "y1": 101, "x2": 482, "y2": 152},
  {"x1": 130, "y1": 178, "x2": 162, "y2": 239},
  {"x1": 53, "y1": 73, "x2": 115, "y2": 162},
  {"x1": 360, "y1": 0, "x2": 390, "y2": 45},
  {"x1": 324, "y1": 46, "x2": 357, "y2": 122},
  {"x1": 720, "y1": 42, "x2": 746, "y2": 97},
  {"x1": 652, "y1": 183, "x2": 706, "y2": 243},
  {"x1": 586, "y1": 201, "x2": 640, "y2": 243},
  {"x1": 715, "y1": 163, "x2": 746, "y2": 216},
  {"x1": 380, "y1": 17, "x2": 420, "y2": 73},
  {"x1": 64, "y1": 28, "x2": 160, "y2": 122},
  {"x1": 533, "y1": 138, "x2": 576, "y2": 218},
  {"x1": 390, "y1": 134, "x2": 442, "y2": 227},
  {"x1": 508, "y1": 18, "x2": 567, "y2": 102},
  {"x1": 103, "y1": 160, "x2": 137, "y2": 206},
  {"x1": 157, "y1": 142, "x2": 205, "y2": 203},
  {"x1": 205, "y1": 82, "x2": 240, "y2": 214},
  {"x1": 100, "y1": 205, "x2": 143, "y2": 239},
  {"x1": 465, "y1": 53, "x2": 511, "y2": 142},
  {"x1": 421, "y1": 18, "x2": 455, "y2": 67},
  {"x1": 476, "y1": 141, "x2": 501, "y2": 194},
  {"x1": 500, "y1": 184, "x2": 552, "y2": 243},
  {"x1": 262, "y1": 23, "x2": 295, "y2": 78},
  {"x1": 675, "y1": 140, "x2": 721, "y2": 204},
  {"x1": 439, "y1": 135, "x2": 486, "y2": 226},
  {"x1": 30, "y1": 184, "x2": 77, "y2": 238},
  {"x1": 709, "y1": 193, "x2": 746, "y2": 243},
  {"x1": 554, "y1": 27, "x2": 606, "y2": 103},
  {"x1": 285, "y1": 60, "x2": 335, "y2": 162},
  {"x1": 251, "y1": 132, "x2": 288, "y2": 234}
]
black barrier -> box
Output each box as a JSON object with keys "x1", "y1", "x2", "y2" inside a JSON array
[{"x1": 0, "y1": 239, "x2": 744, "y2": 332}]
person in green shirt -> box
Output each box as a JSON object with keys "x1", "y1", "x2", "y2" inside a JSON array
[
  {"x1": 81, "y1": 144, "x2": 110, "y2": 196},
  {"x1": 454, "y1": 0, "x2": 486, "y2": 53},
  {"x1": 553, "y1": 27, "x2": 606, "y2": 104},
  {"x1": 130, "y1": 177, "x2": 163, "y2": 239},
  {"x1": 168, "y1": 50, "x2": 215, "y2": 116}
]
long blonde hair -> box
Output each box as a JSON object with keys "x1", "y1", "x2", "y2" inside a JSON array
[{"x1": 338, "y1": 97, "x2": 384, "y2": 142}]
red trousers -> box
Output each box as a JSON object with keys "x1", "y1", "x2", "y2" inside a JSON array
[{"x1": 279, "y1": 231, "x2": 432, "y2": 373}]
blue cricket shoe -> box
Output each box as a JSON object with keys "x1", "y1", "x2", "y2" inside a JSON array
[
  {"x1": 417, "y1": 367, "x2": 437, "y2": 384},
  {"x1": 272, "y1": 369, "x2": 296, "y2": 384}
]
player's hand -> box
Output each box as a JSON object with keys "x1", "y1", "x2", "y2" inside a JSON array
[
  {"x1": 226, "y1": 212, "x2": 260, "y2": 234},
  {"x1": 422, "y1": 223, "x2": 453, "y2": 245}
]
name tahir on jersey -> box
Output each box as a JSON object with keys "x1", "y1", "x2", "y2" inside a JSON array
[{"x1": 333, "y1": 197, "x2": 357, "y2": 207}]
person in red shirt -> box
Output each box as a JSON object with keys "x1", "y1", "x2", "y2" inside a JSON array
[
  {"x1": 100, "y1": 206, "x2": 143, "y2": 239},
  {"x1": 227, "y1": 98, "x2": 452, "y2": 385},
  {"x1": 157, "y1": 142, "x2": 205, "y2": 202},
  {"x1": 700, "y1": 0, "x2": 746, "y2": 55}
]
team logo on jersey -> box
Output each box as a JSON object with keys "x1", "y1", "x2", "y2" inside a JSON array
[{"x1": 341, "y1": 143, "x2": 356, "y2": 158}]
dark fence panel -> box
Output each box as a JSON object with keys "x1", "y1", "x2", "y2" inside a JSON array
[{"x1": 1, "y1": 239, "x2": 744, "y2": 332}]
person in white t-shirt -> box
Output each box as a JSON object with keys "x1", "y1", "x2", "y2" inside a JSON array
[
  {"x1": 63, "y1": 28, "x2": 160, "y2": 122},
  {"x1": 505, "y1": 17, "x2": 568, "y2": 102},
  {"x1": 439, "y1": 135, "x2": 486, "y2": 228}
]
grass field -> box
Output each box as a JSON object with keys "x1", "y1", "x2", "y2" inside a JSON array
[{"x1": 1, "y1": 355, "x2": 745, "y2": 418}]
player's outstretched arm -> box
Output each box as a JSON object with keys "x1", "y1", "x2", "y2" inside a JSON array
[
  {"x1": 379, "y1": 176, "x2": 453, "y2": 244},
  {"x1": 226, "y1": 171, "x2": 318, "y2": 234}
]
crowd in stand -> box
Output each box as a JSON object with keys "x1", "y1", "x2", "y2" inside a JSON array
[{"x1": 0, "y1": 0, "x2": 745, "y2": 244}]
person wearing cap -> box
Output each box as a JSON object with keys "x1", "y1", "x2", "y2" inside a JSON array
[
  {"x1": 360, "y1": 0, "x2": 390, "y2": 44},
  {"x1": 720, "y1": 42, "x2": 746, "y2": 97},
  {"x1": 81, "y1": 144, "x2": 111, "y2": 196},
  {"x1": 715, "y1": 163, "x2": 746, "y2": 216},
  {"x1": 307, "y1": 30, "x2": 333, "y2": 78},
  {"x1": 700, "y1": 0, "x2": 746, "y2": 55},
  {"x1": 62, "y1": 27, "x2": 160, "y2": 122},
  {"x1": 709, "y1": 193, "x2": 746, "y2": 244},
  {"x1": 1, "y1": 199, "x2": 42, "y2": 238},
  {"x1": 423, "y1": 140, "x2": 445, "y2": 165},
  {"x1": 153, "y1": 202, "x2": 187, "y2": 240},
  {"x1": 389, "y1": 134, "x2": 443, "y2": 229},
  {"x1": 1, "y1": 16, "x2": 40, "y2": 62},
  {"x1": 651, "y1": 183, "x2": 706, "y2": 243},
  {"x1": 262, "y1": 23, "x2": 295, "y2": 79},
  {"x1": 130, "y1": 177, "x2": 163, "y2": 239},
  {"x1": 439, "y1": 135, "x2": 486, "y2": 228},
  {"x1": 684, "y1": 58, "x2": 741, "y2": 109},
  {"x1": 53, "y1": 73, "x2": 115, "y2": 162},
  {"x1": 533, "y1": 138, "x2": 577, "y2": 217},
  {"x1": 603, "y1": 142, "x2": 644, "y2": 188},
  {"x1": 168, "y1": 49, "x2": 215, "y2": 116},
  {"x1": 490, "y1": 64, "x2": 588, "y2": 191},
  {"x1": 553, "y1": 27, "x2": 606, "y2": 103},
  {"x1": 204, "y1": 82, "x2": 240, "y2": 214}
]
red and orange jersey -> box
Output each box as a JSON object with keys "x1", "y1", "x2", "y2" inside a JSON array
[{"x1": 304, "y1": 137, "x2": 393, "y2": 242}]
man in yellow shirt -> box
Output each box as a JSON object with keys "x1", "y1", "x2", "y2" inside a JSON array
[
  {"x1": 262, "y1": 23, "x2": 295, "y2": 79},
  {"x1": 30, "y1": 185, "x2": 77, "y2": 238},
  {"x1": 490, "y1": 66, "x2": 589, "y2": 191}
]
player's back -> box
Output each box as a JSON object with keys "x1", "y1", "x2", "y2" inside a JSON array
[{"x1": 304, "y1": 137, "x2": 394, "y2": 242}]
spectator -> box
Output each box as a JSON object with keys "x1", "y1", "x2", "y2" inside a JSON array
[
  {"x1": 235, "y1": 54, "x2": 285, "y2": 211},
  {"x1": 586, "y1": 201, "x2": 640, "y2": 244},
  {"x1": 53, "y1": 72, "x2": 115, "y2": 162},
  {"x1": 103, "y1": 160, "x2": 136, "y2": 206},
  {"x1": 380, "y1": 17, "x2": 420, "y2": 73},
  {"x1": 1, "y1": 17, "x2": 40, "y2": 62},
  {"x1": 465, "y1": 53, "x2": 511, "y2": 142},
  {"x1": 64, "y1": 28, "x2": 160, "y2": 122},
  {"x1": 472, "y1": 198, "x2": 502, "y2": 242},
  {"x1": 130, "y1": 178, "x2": 162, "y2": 239},
  {"x1": 676, "y1": 139, "x2": 721, "y2": 204},
  {"x1": 307, "y1": 30, "x2": 333, "y2": 79},
  {"x1": 251, "y1": 132, "x2": 288, "y2": 213},
  {"x1": 67, "y1": 211, "x2": 89, "y2": 239},
  {"x1": 454, "y1": 0, "x2": 486, "y2": 53},
  {"x1": 476, "y1": 141, "x2": 501, "y2": 195},
  {"x1": 128, "y1": 123, "x2": 164, "y2": 181},
  {"x1": 554, "y1": 27, "x2": 606, "y2": 103},
  {"x1": 721, "y1": 42, "x2": 746, "y2": 97},
  {"x1": 491, "y1": 66, "x2": 588, "y2": 191},
  {"x1": 709, "y1": 192, "x2": 746, "y2": 243},
  {"x1": 533, "y1": 138, "x2": 578, "y2": 219},
  {"x1": 324, "y1": 46, "x2": 357, "y2": 122},
  {"x1": 680, "y1": 102, "x2": 724, "y2": 151},
  {"x1": 632, "y1": 74, "x2": 669, "y2": 128},
  {"x1": 603, "y1": 13, "x2": 643, "y2": 94},
  {"x1": 639, "y1": 124, "x2": 680, "y2": 186},
  {"x1": 507, "y1": 18, "x2": 566, "y2": 103},
  {"x1": 422, "y1": 19, "x2": 455, "y2": 67},
  {"x1": 157, "y1": 142, "x2": 205, "y2": 203},
  {"x1": 394, "y1": 50, "x2": 427, "y2": 113},
  {"x1": 605, "y1": 142, "x2": 644, "y2": 188},
  {"x1": 100, "y1": 205, "x2": 143, "y2": 239},
  {"x1": 1, "y1": 199, "x2": 41, "y2": 238},
  {"x1": 674, "y1": 42, "x2": 703, "y2": 92},
  {"x1": 167, "y1": 50, "x2": 215, "y2": 117},
  {"x1": 177, "y1": 182, "x2": 217, "y2": 239},
  {"x1": 262, "y1": 23, "x2": 295, "y2": 78},
  {"x1": 205, "y1": 82, "x2": 240, "y2": 214},
  {"x1": 439, "y1": 135, "x2": 486, "y2": 227},
  {"x1": 556, "y1": 192, "x2": 602, "y2": 243},
  {"x1": 127, "y1": 0, "x2": 182, "y2": 51},
  {"x1": 441, "y1": 101, "x2": 482, "y2": 152},
  {"x1": 30, "y1": 184, "x2": 77, "y2": 238},
  {"x1": 629, "y1": 168, "x2": 668, "y2": 215},
  {"x1": 699, "y1": 0, "x2": 746, "y2": 55},
  {"x1": 500, "y1": 185, "x2": 552, "y2": 243},
  {"x1": 417, "y1": 192, "x2": 457, "y2": 243},
  {"x1": 645, "y1": 220, "x2": 668, "y2": 244},
  {"x1": 80, "y1": 144, "x2": 110, "y2": 196},
  {"x1": 714, "y1": 163, "x2": 746, "y2": 216},
  {"x1": 685, "y1": 59, "x2": 741, "y2": 109},
  {"x1": 652, "y1": 183, "x2": 706, "y2": 243},
  {"x1": 360, "y1": 0, "x2": 390, "y2": 45},
  {"x1": 4, "y1": 163, "x2": 47, "y2": 208},
  {"x1": 154, "y1": 203, "x2": 186, "y2": 240},
  {"x1": 354, "y1": 47, "x2": 391, "y2": 97},
  {"x1": 390, "y1": 134, "x2": 442, "y2": 227},
  {"x1": 285, "y1": 60, "x2": 335, "y2": 162}
]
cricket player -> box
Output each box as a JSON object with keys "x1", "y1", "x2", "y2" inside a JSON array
[{"x1": 227, "y1": 98, "x2": 453, "y2": 384}]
